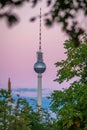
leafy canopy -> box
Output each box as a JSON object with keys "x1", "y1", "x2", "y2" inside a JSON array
[
  {"x1": 55, "y1": 35, "x2": 87, "y2": 83},
  {"x1": 0, "y1": 0, "x2": 87, "y2": 46},
  {"x1": 30, "y1": 0, "x2": 87, "y2": 46},
  {"x1": 0, "y1": 89, "x2": 31, "y2": 130},
  {"x1": 51, "y1": 82, "x2": 87, "y2": 129},
  {"x1": 0, "y1": 89, "x2": 54, "y2": 130},
  {"x1": 50, "y1": 35, "x2": 87, "y2": 129}
]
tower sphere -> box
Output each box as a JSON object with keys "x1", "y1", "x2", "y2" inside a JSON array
[{"x1": 34, "y1": 61, "x2": 46, "y2": 73}]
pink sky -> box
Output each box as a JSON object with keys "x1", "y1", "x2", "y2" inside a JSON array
[{"x1": 0, "y1": 2, "x2": 68, "y2": 90}]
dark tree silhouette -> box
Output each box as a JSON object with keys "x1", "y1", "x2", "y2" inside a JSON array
[
  {"x1": 0, "y1": 0, "x2": 41, "y2": 26},
  {"x1": 30, "y1": 0, "x2": 87, "y2": 46},
  {"x1": 1, "y1": 0, "x2": 87, "y2": 46}
]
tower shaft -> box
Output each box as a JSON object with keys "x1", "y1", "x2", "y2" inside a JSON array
[{"x1": 37, "y1": 73, "x2": 42, "y2": 109}]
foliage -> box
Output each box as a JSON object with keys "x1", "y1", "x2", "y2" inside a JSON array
[
  {"x1": 46, "y1": 0, "x2": 87, "y2": 46},
  {"x1": 50, "y1": 36, "x2": 87, "y2": 129},
  {"x1": 50, "y1": 82, "x2": 87, "y2": 129},
  {"x1": 30, "y1": 0, "x2": 87, "y2": 46},
  {"x1": 0, "y1": 89, "x2": 32, "y2": 130},
  {"x1": 0, "y1": 0, "x2": 41, "y2": 26},
  {"x1": 0, "y1": 0, "x2": 87, "y2": 46},
  {"x1": 0, "y1": 89, "x2": 54, "y2": 130},
  {"x1": 55, "y1": 35, "x2": 87, "y2": 83}
]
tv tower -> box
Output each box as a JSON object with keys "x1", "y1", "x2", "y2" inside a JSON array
[{"x1": 34, "y1": 8, "x2": 46, "y2": 110}]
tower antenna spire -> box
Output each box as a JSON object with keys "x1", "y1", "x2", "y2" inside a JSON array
[{"x1": 39, "y1": 8, "x2": 42, "y2": 51}]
